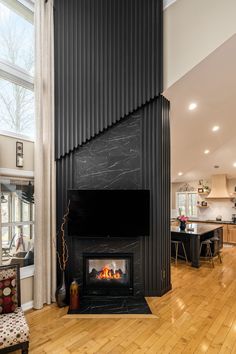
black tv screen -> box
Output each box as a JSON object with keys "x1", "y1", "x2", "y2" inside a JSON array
[{"x1": 68, "y1": 190, "x2": 150, "y2": 237}]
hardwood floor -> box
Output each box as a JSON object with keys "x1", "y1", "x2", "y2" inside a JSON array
[{"x1": 21, "y1": 245, "x2": 236, "y2": 353}]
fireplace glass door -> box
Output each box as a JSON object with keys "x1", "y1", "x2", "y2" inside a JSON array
[{"x1": 84, "y1": 253, "x2": 133, "y2": 296}]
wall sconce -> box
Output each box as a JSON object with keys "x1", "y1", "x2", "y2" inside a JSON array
[{"x1": 16, "y1": 141, "x2": 24, "y2": 167}]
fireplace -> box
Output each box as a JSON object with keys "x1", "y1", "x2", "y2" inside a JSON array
[{"x1": 83, "y1": 253, "x2": 133, "y2": 296}]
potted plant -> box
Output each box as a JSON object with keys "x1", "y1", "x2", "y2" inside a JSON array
[{"x1": 177, "y1": 215, "x2": 188, "y2": 230}]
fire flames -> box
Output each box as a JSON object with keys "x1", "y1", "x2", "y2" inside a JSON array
[{"x1": 97, "y1": 266, "x2": 121, "y2": 280}]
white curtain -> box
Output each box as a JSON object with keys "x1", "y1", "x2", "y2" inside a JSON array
[{"x1": 34, "y1": 0, "x2": 56, "y2": 309}]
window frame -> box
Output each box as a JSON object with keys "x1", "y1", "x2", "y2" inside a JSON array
[
  {"x1": 0, "y1": 175, "x2": 35, "y2": 278},
  {"x1": 0, "y1": 0, "x2": 34, "y2": 140},
  {"x1": 176, "y1": 191, "x2": 198, "y2": 219}
]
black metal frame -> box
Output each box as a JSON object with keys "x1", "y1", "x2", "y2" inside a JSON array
[
  {"x1": 83, "y1": 253, "x2": 134, "y2": 296},
  {"x1": 0, "y1": 264, "x2": 29, "y2": 354},
  {"x1": 0, "y1": 341, "x2": 29, "y2": 354}
]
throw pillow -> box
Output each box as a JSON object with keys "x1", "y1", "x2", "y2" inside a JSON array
[{"x1": 0, "y1": 277, "x2": 17, "y2": 314}]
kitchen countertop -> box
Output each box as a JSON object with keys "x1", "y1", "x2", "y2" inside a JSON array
[
  {"x1": 171, "y1": 222, "x2": 223, "y2": 236},
  {"x1": 188, "y1": 219, "x2": 236, "y2": 225}
]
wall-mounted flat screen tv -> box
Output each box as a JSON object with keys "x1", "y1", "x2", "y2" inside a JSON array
[{"x1": 68, "y1": 190, "x2": 150, "y2": 237}]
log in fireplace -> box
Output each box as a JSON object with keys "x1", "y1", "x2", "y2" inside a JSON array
[{"x1": 83, "y1": 253, "x2": 133, "y2": 296}]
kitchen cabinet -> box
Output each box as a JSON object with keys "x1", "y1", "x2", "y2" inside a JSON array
[
  {"x1": 223, "y1": 225, "x2": 228, "y2": 243},
  {"x1": 227, "y1": 225, "x2": 236, "y2": 244}
]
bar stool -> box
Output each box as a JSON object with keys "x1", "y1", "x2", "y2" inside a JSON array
[
  {"x1": 171, "y1": 240, "x2": 188, "y2": 265},
  {"x1": 210, "y1": 235, "x2": 223, "y2": 263},
  {"x1": 199, "y1": 239, "x2": 214, "y2": 267}
]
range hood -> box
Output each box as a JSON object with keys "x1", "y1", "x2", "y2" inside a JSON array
[{"x1": 207, "y1": 174, "x2": 230, "y2": 199}]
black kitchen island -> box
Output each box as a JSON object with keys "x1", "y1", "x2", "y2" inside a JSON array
[{"x1": 171, "y1": 223, "x2": 223, "y2": 268}]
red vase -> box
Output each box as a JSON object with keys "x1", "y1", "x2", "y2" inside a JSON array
[{"x1": 69, "y1": 279, "x2": 80, "y2": 310}]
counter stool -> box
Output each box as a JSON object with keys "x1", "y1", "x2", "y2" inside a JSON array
[
  {"x1": 210, "y1": 236, "x2": 222, "y2": 263},
  {"x1": 171, "y1": 240, "x2": 188, "y2": 265},
  {"x1": 199, "y1": 239, "x2": 214, "y2": 268}
]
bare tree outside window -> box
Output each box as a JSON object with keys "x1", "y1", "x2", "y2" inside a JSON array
[{"x1": 0, "y1": 2, "x2": 34, "y2": 137}]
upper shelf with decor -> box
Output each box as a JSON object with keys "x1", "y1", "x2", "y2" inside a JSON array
[{"x1": 197, "y1": 179, "x2": 210, "y2": 196}]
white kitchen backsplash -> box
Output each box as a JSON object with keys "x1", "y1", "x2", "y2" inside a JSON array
[{"x1": 198, "y1": 200, "x2": 235, "y2": 221}]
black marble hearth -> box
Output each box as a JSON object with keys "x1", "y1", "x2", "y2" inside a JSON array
[{"x1": 67, "y1": 296, "x2": 152, "y2": 315}]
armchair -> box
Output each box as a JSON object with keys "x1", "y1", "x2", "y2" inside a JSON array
[{"x1": 0, "y1": 264, "x2": 29, "y2": 353}]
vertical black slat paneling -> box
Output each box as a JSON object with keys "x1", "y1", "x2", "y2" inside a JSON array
[
  {"x1": 98, "y1": 1, "x2": 103, "y2": 132},
  {"x1": 90, "y1": 0, "x2": 95, "y2": 137},
  {"x1": 54, "y1": 0, "x2": 163, "y2": 159},
  {"x1": 112, "y1": 0, "x2": 116, "y2": 123},
  {"x1": 60, "y1": 0, "x2": 65, "y2": 156},
  {"x1": 64, "y1": 0, "x2": 69, "y2": 155},
  {"x1": 94, "y1": 0, "x2": 99, "y2": 134},
  {"x1": 133, "y1": 0, "x2": 137, "y2": 110},
  {"x1": 73, "y1": 0, "x2": 78, "y2": 148},
  {"x1": 142, "y1": 0, "x2": 147, "y2": 104},
  {"x1": 116, "y1": 0, "x2": 120, "y2": 122},
  {"x1": 163, "y1": 96, "x2": 171, "y2": 291},
  {"x1": 124, "y1": 0, "x2": 129, "y2": 116},
  {"x1": 86, "y1": 0, "x2": 91, "y2": 140},
  {"x1": 77, "y1": 0, "x2": 82, "y2": 144},
  {"x1": 120, "y1": 0, "x2": 125, "y2": 120},
  {"x1": 141, "y1": 96, "x2": 171, "y2": 296},
  {"x1": 82, "y1": 0, "x2": 86, "y2": 142},
  {"x1": 56, "y1": 153, "x2": 74, "y2": 230},
  {"x1": 69, "y1": 1, "x2": 74, "y2": 152},
  {"x1": 103, "y1": 0, "x2": 108, "y2": 129}
]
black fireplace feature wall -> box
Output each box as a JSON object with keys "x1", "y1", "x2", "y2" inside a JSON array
[
  {"x1": 83, "y1": 253, "x2": 133, "y2": 296},
  {"x1": 55, "y1": 0, "x2": 171, "y2": 297}
]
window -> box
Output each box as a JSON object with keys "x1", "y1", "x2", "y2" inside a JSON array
[
  {"x1": 1, "y1": 178, "x2": 34, "y2": 268},
  {"x1": 0, "y1": 0, "x2": 34, "y2": 139},
  {"x1": 176, "y1": 192, "x2": 198, "y2": 218}
]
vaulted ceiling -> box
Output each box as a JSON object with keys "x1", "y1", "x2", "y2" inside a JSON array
[{"x1": 164, "y1": 34, "x2": 236, "y2": 182}]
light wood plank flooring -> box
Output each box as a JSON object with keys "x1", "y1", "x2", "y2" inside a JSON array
[{"x1": 20, "y1": 245, "x2": 236, "y2": 353}]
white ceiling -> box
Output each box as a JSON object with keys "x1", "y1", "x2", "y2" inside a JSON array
[{"x1": 164, "y1": 34, "x2": 236, "y2": 183}]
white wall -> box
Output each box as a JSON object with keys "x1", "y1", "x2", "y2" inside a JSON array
[
  {"x1": 164, "y1": 0, "x2": 236, "y2": 90},
  {"x1": 0, "y1": 134, "x2": 34, "y2": 172},
  {"x1": 172, "y1": 178, "x2": 236, "y2": 221}
]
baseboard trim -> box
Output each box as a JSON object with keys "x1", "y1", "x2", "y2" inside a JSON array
[{"x1": 22, "y1": 300, "x2": 33, "y2": 312}]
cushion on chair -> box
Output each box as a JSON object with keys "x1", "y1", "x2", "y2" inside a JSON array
[
  {"x1": 0, "y1": 307, "x2": 29, "y2": 350},
  {"x1": 0, "y1": 269, "x2": 18, "y2": 314}
]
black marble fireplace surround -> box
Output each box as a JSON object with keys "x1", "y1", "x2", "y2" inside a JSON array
[
  {"x1": 69, "y1": 237, "x2": 143, "y2": 297},
  {"x1": 57, "y1": 99, "x2": 171, "y2": 298},
  {"x1": 62, "y1": 105, "x2": 171, "y2": 298}
]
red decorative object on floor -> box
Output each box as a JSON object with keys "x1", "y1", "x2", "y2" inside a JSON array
[{"x1": 69, "y1": 279, "x2": 80, "y2": 310}]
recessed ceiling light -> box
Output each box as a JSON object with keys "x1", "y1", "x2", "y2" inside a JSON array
[
  {"x1": 188, "y1": 102, "x2": 197, "y2": 111},
  {"x1": 212, "y1": 126, "x2": 220, "y2": 132},
  {"x1": 178, "y1": 172, "x2": 183, "y2": 176},
  {"x1": 233, "y1": 162, "x2": 236, "y2": 167},
  {"x1": 204, "y1": 149, "x2": 210, "y2": 154}
]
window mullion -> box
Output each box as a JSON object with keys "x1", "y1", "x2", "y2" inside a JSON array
[{"x1": 0, "y1": 59, "x2": 34, "y2": 91}]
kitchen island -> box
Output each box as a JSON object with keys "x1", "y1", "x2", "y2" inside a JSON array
[{"x1": 171, "y1": 223, "x2": 223, "y2": 268}]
